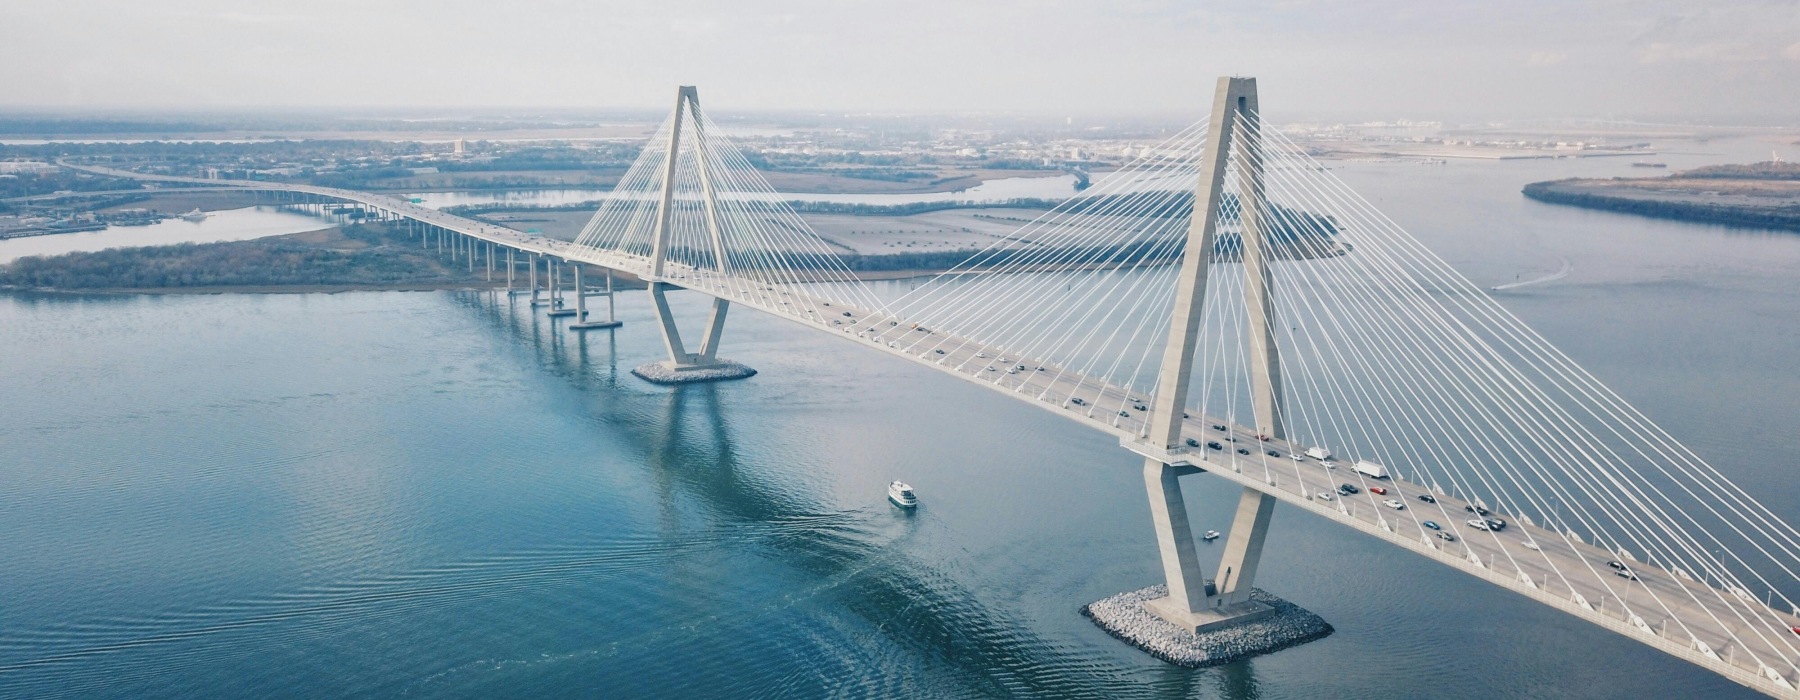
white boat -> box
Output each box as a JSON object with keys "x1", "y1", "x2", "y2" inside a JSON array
[
  {"x1": 179, "y1": 208, "x2": 208, "y2": 222},
  {"x1": 888, "y1": 480, "x2": 917, "y2": 508},
  {"x1": 1202, "y1": 530, "x2": 1220, "y2": 541}
]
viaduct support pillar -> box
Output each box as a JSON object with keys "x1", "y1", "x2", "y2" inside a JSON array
[
  {"x1": 569, "y1": 265, "x2": 623, "y2": 331},
  {"x1": 547, "y1": 259, "x2": 577, "y2": 317}
]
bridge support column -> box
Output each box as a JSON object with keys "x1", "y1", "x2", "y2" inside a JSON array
[
  {"x1": 1142, "y1": 460, "x2": 1212, "y2": 617},
  {"x1": 547, "y1": 259, "x2": 577, "y2": 317},
  {"x1": 569, "y1": 265, "x2": 622, "y2": 330},
  {"x1": 1214, "y1": 488, "x2": 1277, "y2": 605},
  {"x1": 528, "y1": 254, "x2": 544, "y2": 306},
  {"x1": 630, "y1": 85, "x2": 754, "y2": 385},
  {"x1": 506, "y1": 248, "x2": 518, "y2": 295},
  {"x1": 1085, "y1": 77, "x2": 1328, "y2": 662}
]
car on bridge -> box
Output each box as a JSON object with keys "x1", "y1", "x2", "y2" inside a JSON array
[
  {"x1": 1207, "y1": 441, "x2": 1224, "y2": 450},
  {"x1": 1437, "y1": 531, "x2": 1457, "y2": 542},
  {"x1": 1316, "y1": 491, "x2": 1336, "y2": 501},
  {"x1": 1265, "y1": 449, "x2": 1281, "y2": 457},
  {"x1": 1417, "y1": 493, "x2": 1437, "y2": 503},
  {"x1": 1369, "y1": 486, "x2": 1388, "y2": 495},
  {"x1": 1185, "y1": 438, "x2": 1201, "y2": 448},
  {"x1": 1338, "y1": 484, "x2": 1360, "y2": 495},
  {"x1": 1607, "y1": 560, "x2": 1628, "y2": 571},
  {"x1": 1383, "y1": 499, "x2": 1405, "y2": 510},
  {"x1": 1464, "y1": 504, "x2": 1491, "y2": 516},
  {"x1": 1422, "y1": 520, "x2": 1442, "y2": 530},
  {"x1": 1070, "y1": 397, "x2": 1085, "y2": 405},
  {"x1": 1484, "y1": 518, "x2": 1506, "y2": 531},
  {"x1": 1466, "y1": 519, "x2": 1498, "y2": 531},
  {"x1": 1235, "y1": 447, "x2": 1250, "y2": 455}
]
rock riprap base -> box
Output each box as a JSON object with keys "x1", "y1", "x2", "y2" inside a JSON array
[
  {"x1": 631, "y1": 360, "x2": 757, "y2": 385},
  {"x1": 1081, "y1": 585, "x2": 1332, "y2": 668}
]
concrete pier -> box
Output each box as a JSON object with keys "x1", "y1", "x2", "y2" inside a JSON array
[
  {"x1": 547, "y1": 259, "x2": 578, "y2": 317},
  {"x1": 569, "y1": 265, "x2": 623, "y2": 330}
]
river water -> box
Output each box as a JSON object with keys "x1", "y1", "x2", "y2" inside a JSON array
[
  {"x1": 2, "y1": 139, "x2": 1798, "y2": 699},
  {"x1": 0, "y1": 207, "x2": 332, "y2": 265}
]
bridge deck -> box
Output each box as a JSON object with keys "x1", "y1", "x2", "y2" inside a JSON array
[{"x1": 71, "y1": 164, "x2": 1800, "y2": 697}]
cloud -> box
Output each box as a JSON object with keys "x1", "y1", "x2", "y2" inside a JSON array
[
  {"x1": 1637, "y1": 41, "x2": 1778, "y2": 64},
  {"x1": 1528, "y1": 50, "x2": 1568, "y2": 67}
]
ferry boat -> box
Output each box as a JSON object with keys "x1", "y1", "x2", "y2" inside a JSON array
[
  {"x1": 1202, "y1": 530, "x2": 1221, "y2": 541},
  {"x1": 888, "y1": 480, "x2": 917, "y2": 509},
  {"x1": 180, "y1": 208, "x2": 208, "y2": 222}
]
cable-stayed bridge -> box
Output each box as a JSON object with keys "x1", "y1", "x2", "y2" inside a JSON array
[{"x1": 75, "y1": 78, "x2": 1800, "y2": 697}]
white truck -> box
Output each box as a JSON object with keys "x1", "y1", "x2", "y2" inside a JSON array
[
  {"x1": 1304, "y1": 446, "x2": 1332, "y2": 460},
  {"x1": 1353, "y1": 460, "x2": 1390, "y2": 479}
]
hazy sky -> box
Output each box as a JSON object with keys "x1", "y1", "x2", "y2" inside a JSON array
[{"x1": 5, "y1": 0, "x2": 1799, "y2": 120}]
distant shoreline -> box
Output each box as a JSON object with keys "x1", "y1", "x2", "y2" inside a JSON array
[{"x1": 1521, "y1": 174, "x2": 1800, "y2": 233}]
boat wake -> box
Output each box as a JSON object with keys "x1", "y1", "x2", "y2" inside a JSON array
[{"x1": 1490, "y1": 256, "x2": 1572, "y2": 291}]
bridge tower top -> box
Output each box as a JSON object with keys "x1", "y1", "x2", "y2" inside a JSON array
[{"x1": 1147, "y1": 76, "x2": 1284, "y2": 450}]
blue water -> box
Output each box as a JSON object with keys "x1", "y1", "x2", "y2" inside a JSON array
[{"x1": 3, "y1": 141, "x2": 1798, "y2": 698}]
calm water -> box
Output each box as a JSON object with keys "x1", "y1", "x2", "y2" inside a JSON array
[
  {"x1": 0, "y1": 207, "x2": 330, "y2": 264},
  {"x1": 2, "y1": 141, "x2": 1799, "y2": 698}
]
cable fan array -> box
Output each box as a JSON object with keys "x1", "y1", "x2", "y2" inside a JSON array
[
  {"x1": 570, "y1": 98, "x2": 889, "y2": 318},
  {"x1": 847, "y1": 110, "x2": 1799, "y2": 676},
  {"x1": 563, "y1": 92, "x2": 1800, "y2": 680}
]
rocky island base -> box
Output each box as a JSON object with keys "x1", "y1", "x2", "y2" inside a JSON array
[
  {"x1": 631, "y1": 360, "x2": 757, "y2": 385},
  {"x1": 1081, "y1": 585, "x2": 1332, "y2": 668}
]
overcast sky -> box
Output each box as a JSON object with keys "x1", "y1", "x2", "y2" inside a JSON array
[{"x1": 4, "y1": 0, "x2": 1799, "y2": 121}]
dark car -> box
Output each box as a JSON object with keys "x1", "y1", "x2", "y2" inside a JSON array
[
  {"x1": 1437, "y1": 532, "x2": 1457, "y2": 542},
  {"x1": 1211, "y1": 424, "x2": 1227, "y2": 431},
  {"x1": 1422, "y1": 520, "x2": 1442, "y2": 530},
  {"x1": 1464, "y1": 504, "x2": 1491, "y2": 516},
  {"x1": 934, "y1": 349, "x2": 945, "y2": 354},
  {"x1": 1118, "y1": 410, "x2": 1131, "y2": 417},
  {"x1": 1484, "y1": 518, "x2": 1506, "y2": 531},
  {"x1": 1070, "y1": 397, "x2": 1085, "y2": 406},
  {"x1": 1607, "y1": 560, "x2": 1628, "y2": 571},
  {"x1": 1185, "y1": 438, "x2": 1200, "y2": 448},
  {"x1": 1266, "y1": 450, "x2": 1281, "y2": 458},
  {"x1": 1338, "y1": 484, "x2": 1360, "y2": 495},
  {"x1": 1132, "y1": 404, "x2": 1147, "y2": 411},
  {"x1": 1236, "y1": 448, "x2": 1250, "y2": 455},
  {"x1": 1207, "y1": 441, "x2": 1224, "y2": 450},
  {"x1": 1615, "y1": 569, "x2": 1639, "y2": 581},
  {"x1": 1418, "y1": 494, "x2": 1437, "y2": 503}
]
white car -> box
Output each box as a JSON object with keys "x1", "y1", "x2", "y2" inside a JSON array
[
  {"x1": 1320, "y1": 460, "x2": 1337, "y2": 469},
  {"x1": 1382, "y1": 499, "x2": 1405, "y2": 510},
  {"x1": 1466, "y1": 518, "x2": 1493, "y2": 531},
  {"x1": 1522, "y1": 540, "x2": 1541, "y2": 551},
  {"x1": 1317, "y1": 491, "x2": 1337, "y2": 501}
]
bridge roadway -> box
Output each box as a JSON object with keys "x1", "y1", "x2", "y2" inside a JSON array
[{"x1": 70, "y1": 162, "x2": 1800, "y2": 697}]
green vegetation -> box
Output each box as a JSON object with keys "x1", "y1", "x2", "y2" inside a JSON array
[
  {"x1": 1678, "y1": 161, "x2": 1800, "y2": 181},
  {"x1": 0, "y1": 169, "x2": 143, "y2": 208},
  {"x1": 1522, "y1": 179, "x2": 1800, "y2": 233},
  {"x1": 0, "y1": 223, "x2": 491, "y2": 290}
]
